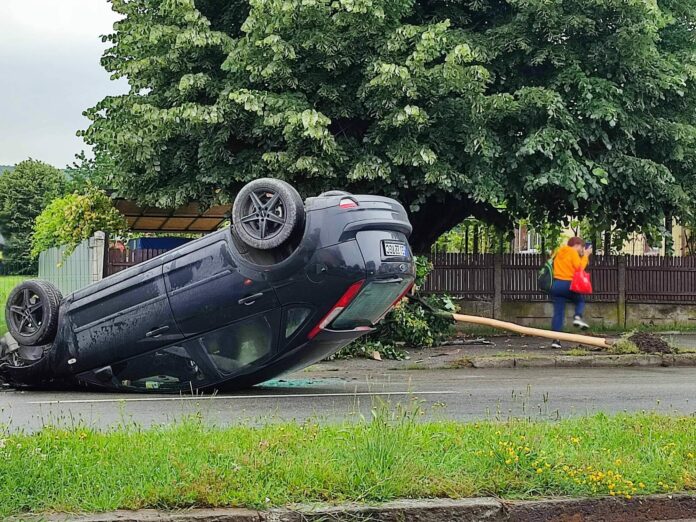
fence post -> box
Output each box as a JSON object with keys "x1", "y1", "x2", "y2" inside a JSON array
[
  {"x1": 617, "y1": 256, "x2": 627, "y2": 329},
  {"x1": 89, "y1": 232, "x2": 106, "y2": 285},
  {"x1": 493, "y1": 254, "x2": 503, "y2": 319}
]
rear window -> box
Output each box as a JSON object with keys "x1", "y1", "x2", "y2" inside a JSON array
[{"x1": 331, "y1": 278, "x2": 411, "y2": 330}]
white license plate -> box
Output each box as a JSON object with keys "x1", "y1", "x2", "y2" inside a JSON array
[{"x1": 383, "y1": 241, "x2": 407, "y2": 257}]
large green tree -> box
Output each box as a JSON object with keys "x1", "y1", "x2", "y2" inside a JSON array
[
  {"x1": 0, "y1": 160, "x2": 66, "y2": 273},
  {"x1": 83, "y1": 0, "x2": 696, "y2": 252}
]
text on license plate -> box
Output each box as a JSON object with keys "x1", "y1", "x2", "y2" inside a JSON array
[{"x1": 383, "y1": 241, "x2": 407, "y2": 257}]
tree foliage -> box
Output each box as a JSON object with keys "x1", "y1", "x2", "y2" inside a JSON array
[
  {"x1": 32, "y1": 186, "x2": 129, "y2": 260},
  {"x1": 0, "y1": 160, "x2": 66, "y2": 274},
  {"x1": 65, "y1": 152, "x2": 121, "y2": 192},
  {"x1": 83, "y1": 0, "x2": 696, "y2": 251}
]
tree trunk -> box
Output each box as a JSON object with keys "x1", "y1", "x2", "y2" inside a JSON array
[
  {"x1": 603, "y1": 230, "x2": 612, "y2": 255},
  {"x1": 664, "y1": 213, "x2": 674, "y2": 256},
  {"x1": 408, "y1": 196, "x2": 509, "y2": 254}
]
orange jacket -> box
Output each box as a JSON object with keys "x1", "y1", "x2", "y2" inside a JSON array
[{"x1": 553, "y1": 245, "x2": 589, "y2": 281}]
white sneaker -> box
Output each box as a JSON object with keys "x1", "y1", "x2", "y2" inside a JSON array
[
  {"x1": 573, "y1": 316, "x2": 590, "y2": 330},
  {"x1": 551, "y1": 340, "x2": 562, "y2": 349}
]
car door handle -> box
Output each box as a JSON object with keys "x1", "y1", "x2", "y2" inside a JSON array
[
  {"x1": 146, "y1": 326, "x2": 170, "y2": 338},
  {"x1": 239, "y1": 292, "x2": 264, "y2": 306}
]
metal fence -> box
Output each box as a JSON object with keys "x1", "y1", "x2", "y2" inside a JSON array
[
  {"x1": 105, "y1": 248, "x2": 168, "y2": 276},
  {"x1": 423, "y1": 253, "x2": 696, "y2": 305},
  {"x1": 37, "y1": 234, "x2": 106, "y2": 295}
]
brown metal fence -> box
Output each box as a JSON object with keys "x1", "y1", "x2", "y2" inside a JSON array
[
  {"x1": 625, "y1": 255, "x2": 696, "y2": 304},
  {"x1": 105, "y1": 248, "x2": 168, "y2": 276},
  {"x1": 425, "y1": 254, "x2": 495, "y2": 301},
  {"x1": 424, "y1": 253, "x2": 696, "y2": 305}
]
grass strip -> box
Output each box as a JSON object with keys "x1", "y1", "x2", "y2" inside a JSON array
[{"x1": 0, "y1": 409, "x2": 694, "y2": 516}]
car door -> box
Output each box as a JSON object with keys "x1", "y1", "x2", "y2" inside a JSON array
[
  {"x1": 69, "y1": 263, "x2": 183, "y2": 372},
  {"x1": 163, "y1": 237, "x2": 279, "y2": 338}
]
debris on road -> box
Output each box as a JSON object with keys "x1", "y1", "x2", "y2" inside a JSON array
[{"x1": 629, "y1": 332, "x2": 674, "y2": 354}]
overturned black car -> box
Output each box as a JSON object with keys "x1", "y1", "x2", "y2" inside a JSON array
[{"x1": 0, "y1": 179, "x2": 415, "y2": 392}]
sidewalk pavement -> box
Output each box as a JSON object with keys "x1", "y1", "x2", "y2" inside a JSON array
[{"x1": 307, "y1": 333, "x2": 696, "y2": 372}]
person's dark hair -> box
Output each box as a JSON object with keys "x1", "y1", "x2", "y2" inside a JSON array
[{"x1": 567, "y1": 237, "x2": 584, "y2": 247}]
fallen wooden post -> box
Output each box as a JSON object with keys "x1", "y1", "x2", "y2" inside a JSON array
[{"x1": 451, "y1": 313, "x2": 611, "y2": 349}]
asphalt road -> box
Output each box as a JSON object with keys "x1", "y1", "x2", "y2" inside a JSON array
[{"x1": 1, "y1": 366, "x2": 695, "y2": 432}]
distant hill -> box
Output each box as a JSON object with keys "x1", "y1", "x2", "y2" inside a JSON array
[{"x1": 0, "y1": 165, "x2": 14, "y2": 174}]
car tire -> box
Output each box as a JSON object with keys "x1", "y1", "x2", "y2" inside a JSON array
[
  {"x1": 5, "y1": 280, "x2": 62, "y2": 346},
  {"x1": 232, "y1": 178, "x2": 305, "y2": 250}
]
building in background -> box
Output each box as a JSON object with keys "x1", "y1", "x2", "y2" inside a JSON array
[{"x1": 511, "y1": 222, "x2": 692, "y2": 256}]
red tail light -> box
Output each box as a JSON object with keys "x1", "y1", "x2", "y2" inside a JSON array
[
  {"x1": 339, "y1": 198, "x2": 358, "y2": 209},
  {"x1": 308, "y1": 279, "x2": 365, "y2": 339}
]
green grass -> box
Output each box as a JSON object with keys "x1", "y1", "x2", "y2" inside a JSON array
[
  {"x1": 0, "y1": 409, "x2": 694, "y2": 517},
  {"x1": 0, "y1": 275, "x2": 30, "y2": 336},
  {"x1": 564, "y1": 348, "x2": 591, "y2": 356}
]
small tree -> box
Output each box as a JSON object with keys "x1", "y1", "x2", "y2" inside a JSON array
[
  {"x1": 32, "y1": 186, "x2": 129, "y2": 261},
  {"x1": 66, "y1": 152, "x2": 120, "y2": 192},
  {"x1": 0, "y1": 160, "x2": 66, "y2": 273}
]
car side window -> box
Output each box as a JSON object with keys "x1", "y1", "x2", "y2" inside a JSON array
[
  {"x1": 285, "y1": 306, "x2": 312, "y2": 339},
  {"x1": 201, "y1": 314, "x2": 274, "y2": 375},
  {"x1": 108, "y1": 312, "x2": 277, "y2": 390},
  {"x1": 111, "y1": 345, "x2": 208, "y2": 391}
]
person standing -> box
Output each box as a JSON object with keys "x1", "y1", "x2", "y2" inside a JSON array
[{"x1": 550, "y1": 237, "x2": 592, "y2": 348}]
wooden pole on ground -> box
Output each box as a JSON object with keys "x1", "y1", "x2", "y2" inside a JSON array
[{"x1": 451, "y1": 313, "x2": 612, "y2": 349}]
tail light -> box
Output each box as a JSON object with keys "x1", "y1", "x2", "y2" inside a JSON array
[
  {"x1": 307, "y1": 279, "x2": 365, "y2": 339},
  {"x1": 339, "y1": 198, "x2": 359, "y2": 209}
]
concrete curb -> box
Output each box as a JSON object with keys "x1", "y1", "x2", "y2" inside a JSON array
[
  {"x1": 462, "y1": 353, "x2": 696, "y2": 369},
  {"x1": 33, "y1": 494, "x2": 696, "y2": 522}
]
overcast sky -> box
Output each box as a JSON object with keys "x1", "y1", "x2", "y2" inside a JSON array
[{"x1": 0, "y1": 1, "x2": 127, "y2": 168}]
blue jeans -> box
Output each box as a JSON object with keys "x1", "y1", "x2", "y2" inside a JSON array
[{"x1": 550, "y1": 279, "x2": 586, "y2": 332}]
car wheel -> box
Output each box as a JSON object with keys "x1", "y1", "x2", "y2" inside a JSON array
[
  {"x1": 232, "y1": 178, "x2": 305, "y2": 250},
  {"x1": 5, "y1": 280, "x2": 62, "y2": 346}
]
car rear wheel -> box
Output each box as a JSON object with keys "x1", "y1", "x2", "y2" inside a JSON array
[
  {"x1": 5, "y1": 280, "x2": 62, "y2": 346},
  {"x1": 232, "y1": 178, "x2": 305, "y2": 250}
]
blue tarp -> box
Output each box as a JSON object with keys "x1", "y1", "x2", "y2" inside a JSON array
[{"x1": 126, "y1": 237, "x2": 194, "y2": 250}]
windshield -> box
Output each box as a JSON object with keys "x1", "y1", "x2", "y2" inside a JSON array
[{"x1": 331, "y1": 278, "x2": 412, "y2": 329}]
